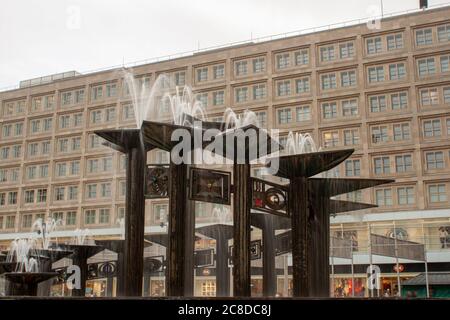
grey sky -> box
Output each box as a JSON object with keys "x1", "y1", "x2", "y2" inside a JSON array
[{"x1": 0, "y1": 0, "x2": 448, "y2": 88}]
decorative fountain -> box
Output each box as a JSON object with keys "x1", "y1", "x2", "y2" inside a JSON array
[
  {"x1": 0, "y1": 218, "x2": 75, "y2": 296},
  {"x1": 56, "y1": 229, "x2": 103, "y2": 297},
  {"x1": 2, "y1": 239, "x2": 59, "y2": 296},
  {"x1": 93, "y1": 71, "x2": 394, "y2": 298}
]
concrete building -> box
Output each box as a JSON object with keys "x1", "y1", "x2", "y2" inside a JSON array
[{"x1": 1, "y1": 4, "x2": 450, "y2": 297}]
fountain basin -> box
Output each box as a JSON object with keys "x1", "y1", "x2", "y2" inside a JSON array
[
  {"x1": 4, "y1": 272, "x2": 58, "y2": 296},
  {"x1": 266, "y1": 149, "x2": 354, "y2": 179}
]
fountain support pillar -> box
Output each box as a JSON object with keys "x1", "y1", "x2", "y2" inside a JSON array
[
  {"x1": 308, "y1": 194, "x2": 331, "y2": 297},
  {"x1": 233, "y1": 163, "x2": 252, "y2": 297},
  {"x1": 124, "y1": 145, "x2": 146, "y2": 296},
  {"x1": 184, "y1": 198, "x2": 195, "y2": 296},
  {"x1": 167, "y1": 162, "x2": 188, "y2": 296},
  {"x1": 289, "y1": 177, "x2": 310, "y2": 297},
  {"x1": 216, "y1": 232, "x2": 230, "y2": 297},
  {"x1": 262, "y1": 215, "x2": 277, "y2": 296}
]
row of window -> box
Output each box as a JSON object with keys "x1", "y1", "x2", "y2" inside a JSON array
[
  {"x1": 375, "y1": 182, "x2": 449, "y2": 207},
  {"x1": 0, "y1": 207, "x2": 124, "y2": 230},
  {"x1": 1, "y1": 155, "x2": 125, "y2": 184},
  {"x1": 0, "y1": 181, "x2": 124, "y2": 206}
]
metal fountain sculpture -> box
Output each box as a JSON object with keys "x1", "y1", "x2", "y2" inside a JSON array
[
  {"x1": 0, "y1": 73, "x2": 394, "y2": 298},
  {"x1": 96, "y1": 105, "x2": 393, "y2": 297}
]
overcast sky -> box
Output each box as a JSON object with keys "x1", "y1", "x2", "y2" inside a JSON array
[{"x1": 0, "y1": 0, "x2": 448, "y2": 88}]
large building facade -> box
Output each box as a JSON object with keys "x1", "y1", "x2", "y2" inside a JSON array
[{"x1": 1, "y1": 5, "x2": 450, "y2": 297}]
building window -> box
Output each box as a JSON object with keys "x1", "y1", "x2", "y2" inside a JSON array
[
  {"x1": 99, "y1": 208, "x2": 110, "y2": 224},
  {"x1": 277, "y1": 108, "x2": 292, "y2": 124},
  {"x1": 341, "y1": 71, "x2": 356, "y2": 87},
  {"x1": 235, "y1": 61, "x2": 248, "y2": 76},
  {"x1": 213, "y1": 91, "x2": 224, "y2": 106},
  {"x1": 370, "y1": 95, "x2": 387, "y2": 113},
  {"x1": 423, "y1": 119, "x2": 441, "y2": 137},
  {"x1": 253, "y1": 57, "x2": 265, "y2": 73},
  {"x1": 345, "y1": 159, "x2": 360, "y2": 177},
  {"x1": 75, "y1": 89, "x2": 85, "y2": 104},
  {"x1": 428, "y1": 184, "x2": 447, "y2": 203},
  {"x1": 89, "y1": 134, "x2": 101, "y2": 149},
  {"x1": 276, "y1": 53, "x2": 290, "y2": 69},
  {"x1": 59, "y1": 115, "x2": 70, "y2": 129},
  {"x1": 105, "y1": 83, "x2": 117, "y2": 98},
  {"x1": 9, "y1": 192, "x2": 17, "y2": 205},
  {"x1": 85, "y1": 210, "x2": 96, "y2": 225},
  {"x1": 322, "y1": 102, "x2": 337, "y2": 119},
  {"x1": 24, "y1": 190, "x2": 35, "y2": 204},
  {"x1": 372, "y1": 126, "x2": 388, "y2": 143},
  {"x1": 87, "y1": 184, "x2": 97, "y2": 199},
  {"x1": 387, "y1": 34, "x2": 403, "y2": 50},
  {"x1": 418, "y1": 58, "x2": 436, "y2": 76},
  {"x1": 397, "y1": 187, "x2": 415, "y2": 205},
  {"x1": 153, "y1": 204, "x2": 168, "y2": 223},
  {"x1": 376, "y1": 189, "x2": 392, "y2": 206},
  {"x1": 197, "y1": 68, "x2": 208, "y2": 82},
  {"x1": 296, "y1": 106, "x2": 311, "y2": 122},
  {"x1": 66, "y1": 211, "x2": 77, "y2": 226},
  {"x1": 437, "y1": 24, "x2": 450, "y2": 42},
  {"x1": 395, "y1": 155, "x2": 412, "y2": 173},
  {"x1": 389, "y1": 63, "x2": 406, "y2": 80},
  {"x1": 374, "y1": 157, "x2": 390, "y2": 175},
  {"x1": 393, "y1": 123, "x2": 410, "y2": 141},
  {"x1": 295, "y1": 78, "x2": 309, "y2": 94},
  {"x1": 6, "y1": 216, "x2": 15, "y2": 229},
  {"x1": 91, "y1": 110, "x2": 102, "y2": 124},
  {"x1": 68, "y1": 186, "x2": 78, "y2": 200},
  {"x1": 52, "y1": 212, "x2": 64, "y2": 222},
  {"x1": 196, "y1": 93, "x2": 208, "y2": 108},
  {"x1": 343, "y1": 129, "x2": 359, "y2": 146},
  {"x1": 441, "y1": 56, "x2": 450, "y2": 73},
  {"x1": 426, "y1": 151, "x2": 444, "y2": 169},
  {"x1": 323, "y1": 131, "x2": 339, "y2": 148},
  {"x1": 294, "y1": 50, "x2": 308, "y2": 66},
  {"x1": 277, "y1": 80, "x2": 291, "y2": 96},
  {"x1": 255, "y1": 111, "x2": 267, "y2": 127},
  {"x1": 321, "y1": 74, "x2": 337, "y2": 90},
  {"x1": 62, "y1": 92, "x2": 72, "y2": 106},
  {"x1": 2, "y1": 124, "x2": 11, "y2": 137},
  {"x1": 339, "y1": 42, "x2": 354, "y2": 59},
  {"x1": 105, "y1": 107, "x2": 116, "y2": 122},
  {"x1": 101, "y1": 183, "x2": 111, "y2": 198},
  {"x1": 253, "y1": 84, "x2": 267, "y2": 100},
  {"x1": 420, "y1": 88, "x2": 439, "y2": 106},
  {"x1": 368, "y1": 66, "x2": 385, "y2": 83},
  {"x1": 22, "y1": 214, "x2": 33, "y2": 229},
  {"x1": 91, "y1": 86, "x2": 103, "y2": 100},
  {"x1": 37, "y1": 189, "x2": 47, "y2": 203},
  {"x1": 342, "y1": 99, "x2": 358, "y2": 116},
  {"x1": 391, "y1": 92, "x2": 408, "y2": 110},
  {"x1": 416, "y1": 28, "x2": 433, "y2": 46},
  {"x1": 122, "y1": 104, "x2": 135, "y2": 120},
  {"x1": 55, "y1": 187, "x2": 65, "y2": 201},
  {"x1": 367, "y1": 37, "x2": 382, "y2": 54},
  {"x1": 320, "y1": 46, "x2": 335, "y2": 62},
  {"x1": 156, "y1": 150, "x2": 169, "y2": 164},
  {"x1": 213, "y1": 65, "x2": 224, "y2": 79},
  {"x1": 235, "y1": 87, "x2": 248, "y2": 103}
]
